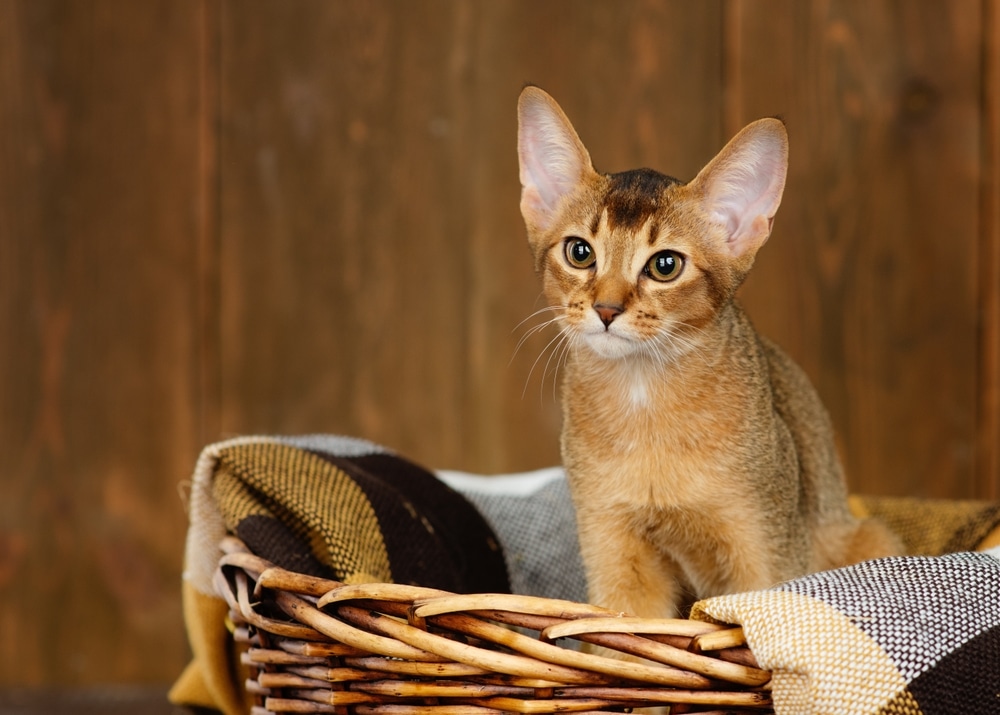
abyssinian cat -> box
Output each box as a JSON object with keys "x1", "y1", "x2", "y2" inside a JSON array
[{"x1": 516, "y1": 85, "x2": 902, "y2": 621}]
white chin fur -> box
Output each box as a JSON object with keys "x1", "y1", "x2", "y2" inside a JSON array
[{"x1": 580, "y1": 330, "x2": 641, "y2": 359}]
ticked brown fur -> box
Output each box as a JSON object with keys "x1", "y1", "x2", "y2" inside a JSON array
[{"x1": 516, "y1": 86, "x2": 902, "y2": 621}]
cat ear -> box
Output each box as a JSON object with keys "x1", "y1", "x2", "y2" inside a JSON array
[
  {"x1": 517, "y1": 86, "x2": 594, "y2": 232},
  {"x1": 691, "y1": 118, "x2": 788, "y2": 259}
]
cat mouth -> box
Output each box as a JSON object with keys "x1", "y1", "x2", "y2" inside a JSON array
[{"x1": 579, "y1": 327, "x2": 640, "y2": 359}]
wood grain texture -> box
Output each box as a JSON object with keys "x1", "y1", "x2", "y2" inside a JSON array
[
  {"x1": 0, "y1": 0, "x2": 209, "y2": 686},
  {"x1": 728, "y1": 0, "x2": 984, "y2": 498},
  {"x1": 218, "y1": 0, "x2": 475, "y2": 467},
  {"x1": 979, "y1": 0, "x2": 1000, "y2": 500}
]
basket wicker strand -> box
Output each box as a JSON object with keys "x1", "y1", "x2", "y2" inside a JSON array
[{"x1": 216, "y1": 537, "x2": 773, "y2": 714}]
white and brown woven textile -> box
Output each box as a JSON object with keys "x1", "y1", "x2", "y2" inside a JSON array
[{"x1": 693, "y1": 550, "x2": 1000, "y2": 714}]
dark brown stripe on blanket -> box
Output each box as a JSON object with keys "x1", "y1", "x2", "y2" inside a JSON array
[{"x1": 312, "y1": 451, "x2": 510, "y2": 594}]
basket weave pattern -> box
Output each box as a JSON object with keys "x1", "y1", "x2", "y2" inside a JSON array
[{"x1": 216, "y1": 538, "x2": 774, "y2": 714}]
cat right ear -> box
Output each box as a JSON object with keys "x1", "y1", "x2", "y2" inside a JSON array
[
  {"x1": 517, "y1": 86, "x2": 594, "y2": 232},
  {"x1": 691, "y1": 118, "x2": 788, "y2": 261}
]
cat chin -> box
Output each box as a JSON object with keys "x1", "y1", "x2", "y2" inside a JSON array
[{"x1": 580, "y1": 332, "x2": 642, "y2": 360}]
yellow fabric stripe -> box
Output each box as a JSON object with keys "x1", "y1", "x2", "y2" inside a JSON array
[
  {"x1": 693, "y1": 590, "x2": 919, "y2": 715},
  {"x1": 215, "y1": 442, "x2": 392, "y2": 584},
  {"x1": 212, "y1": 466, "x2": 274, "y2": 531},
  {"x1": 978, "y1": 523, "x2": 1000, "y2": 551},
  {"x1": 848, "y1": 494, "x2": 871, "y2": 519},
  {"x1": 168, "y1": 581, "x2": 251, "y2": 715},
  {"x1": 851, "y1": 495, "x2": 1000, "y2": 555}
]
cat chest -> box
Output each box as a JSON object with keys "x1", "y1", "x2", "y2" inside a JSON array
[
  {"x1": 563, "y1": 418, "x2": 752, "y2": 511},
  {"x1": 563, "y1": 402, "x2": 749, "y2": 508},
  {"x1": 561, "y1": 364, "x2": 760, "y2": 504}
]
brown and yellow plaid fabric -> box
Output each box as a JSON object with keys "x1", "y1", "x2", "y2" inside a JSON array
[
  {"x1": 209, "y1": 440, "x2": 507, "y2": 591},
  {"x1": 171, "y1": 435, "x2": 508, "y2": 714}
]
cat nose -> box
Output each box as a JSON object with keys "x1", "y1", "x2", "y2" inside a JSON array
[{"x1": 593, "y1": 302, "x2": 623, "y2": 328}]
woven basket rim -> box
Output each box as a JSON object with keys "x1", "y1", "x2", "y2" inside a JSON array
[{"x1": 217, "y1": 537, "x2": 774, "y2": 714}]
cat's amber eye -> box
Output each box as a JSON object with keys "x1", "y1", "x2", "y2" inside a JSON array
[
  {"x1": 646, "y1": 250, "x2": 684, "y2": 282},
  {"x1": 564, "y1": 238, "x2": 596, "y2": 269}
]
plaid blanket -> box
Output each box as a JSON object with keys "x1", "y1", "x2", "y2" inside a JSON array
[
  {"x1": 692, "y1": 551, "x2": 1000, "y2": 714},
  {"x1": 174, "y1": 435, "x2": 510, "y2": 714},
  {"x1": 192, "y1": 435, "x2": 507, "y2": 592},
  {"x1": 172, "y1": 435, "x2": 1000, "y2": 715}
]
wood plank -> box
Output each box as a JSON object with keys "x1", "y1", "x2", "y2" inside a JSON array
[
  {"x1": 0, "y1": 0, "x2": 210, "y2": 685},
  {"x1": 218, "y1": 0, "x2": 473, "y2": 468},
  {"x1": 979, "y1": 0, "x2": 1000, "y2": 500},
  {"x1": 217, "y1": 0, "x2": 724, "y2": 473},
  {"x1": 198, "y1": 0, "x2": 224, "y2": 447},
  {"x1": 728, "y1": 0, "x2": 983, "y2": 498}
]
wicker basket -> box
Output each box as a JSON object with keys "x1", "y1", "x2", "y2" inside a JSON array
[{"x1": 216, "y1": 537, "x2": 774, "y2": 714}]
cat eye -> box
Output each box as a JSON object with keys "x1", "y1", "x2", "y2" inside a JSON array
[
  {"x1": 646, "y1": 250, "x2": 684, "y2": 282},
  {"x1": 564, "y1": 238, "x2": 596, "y2": 269}
]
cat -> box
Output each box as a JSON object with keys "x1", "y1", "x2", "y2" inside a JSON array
[{"x1": 516, "y1": 85, "x2": 903, "y2": 622}]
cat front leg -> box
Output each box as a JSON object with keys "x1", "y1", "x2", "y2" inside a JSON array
[
  {"x1": 669, "y1": 505, "x2": 803, "y2": 599},
  {"x1": 574, "y1": 503, "x2": 683, "y2": 620}
]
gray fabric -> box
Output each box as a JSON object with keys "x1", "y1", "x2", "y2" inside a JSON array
[
  {"x1": 453, "y1": 476, "x2": 587, "y2": 602},
  {"x1": 281, "y1": 433, "x2": 391, "y2": 457}
]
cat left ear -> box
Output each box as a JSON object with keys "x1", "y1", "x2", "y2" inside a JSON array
[
  {"x1": 692, "y1": 118, "x2": 788, "y2": 259},
  {"x1": 517, "y1": 86, "x2": 594, "y2": 232}
]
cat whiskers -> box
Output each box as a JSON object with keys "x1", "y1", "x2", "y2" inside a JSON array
[
  {"x1": 510, "y1": 305, "x2": 573, "y2": 401},
  {"x1": 531, "y1": 326, "x2": 574, "y2": 401},
  {"x1": 510, "y1": 305, "x2": 566, "y2": 363},
  {"x1": 644, "y1": 325, "x2": 710, "y2": 370}
]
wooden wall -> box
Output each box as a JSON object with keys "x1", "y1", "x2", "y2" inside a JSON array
[{"x1": 1, "y1": 0, "x2": 997, "y2": 689}]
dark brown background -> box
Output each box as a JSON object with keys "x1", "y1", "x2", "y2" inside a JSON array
[{"x1": 1, "y1": 0, "x2": 998, "y2": 693}]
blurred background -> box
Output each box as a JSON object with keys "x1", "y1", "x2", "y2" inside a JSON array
[{"x1": 1, "y1": 0, "x2": 997, "y2": 706}]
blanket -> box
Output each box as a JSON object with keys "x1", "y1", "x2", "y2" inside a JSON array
[
  {"x1": 172, "y1": 435, "x2": 511, "y2": 714},
  {"x1": 692, "y1": 551, "x2": 1000, "y2": 714},
  {"x1": 170, "y1": 435, "x2": 1000, "y2": 715}
]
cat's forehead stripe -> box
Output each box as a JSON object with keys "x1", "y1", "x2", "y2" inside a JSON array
[
  {"x1": 602, "y1": 168, "x2": 681, "y2": 231},
  {"x1": 647, "y1": 219, "x2": 660, "y2": 245},
  {"x1": 589, "y1": 209, "x2": 603, "y2": 237}
]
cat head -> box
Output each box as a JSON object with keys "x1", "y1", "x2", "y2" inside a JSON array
[{"x1": 516, "y1": 85, "x2": 787, "y2": 361}]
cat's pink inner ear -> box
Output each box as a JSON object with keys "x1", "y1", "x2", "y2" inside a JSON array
[
  {"x1": 698, "y1": 119, "x2": 788, "y2": 259},
  {"x1": 517, "y1": 90, "x2": 591, "y2": 229}
]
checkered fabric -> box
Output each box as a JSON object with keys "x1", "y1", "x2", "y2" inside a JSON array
[
  {"x1": 692, "y1": 550, "x2": 1000, "y2": 714},
  {"x1": 183, "y1": 434, "x2": 509, "y2": 596}
]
